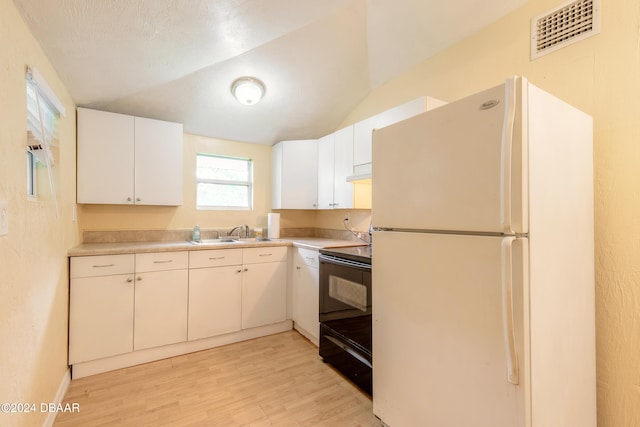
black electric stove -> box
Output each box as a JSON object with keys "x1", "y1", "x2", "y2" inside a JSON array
[{"x1": 318, "y1": 244, "x2": 373, "y2": 394}]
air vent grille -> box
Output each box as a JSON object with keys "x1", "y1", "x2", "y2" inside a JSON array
[{"x1": 531, "y1": 0, "x2": 600, "y2": 59}]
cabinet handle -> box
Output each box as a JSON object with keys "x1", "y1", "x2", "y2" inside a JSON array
[
  {"x1": 127, "y1": 197, "x2": 132, "y2": 202},
  {"x1": 244, "y1": 268, "x2": 248, "y2": 272},
  {"x1": 126, "y1": 277, "x2": 133, "y2": 283},
  {"x1": 209, "y1": 256, "x2": 225, "y2": 260},
  {"x1": 92, "y1": 263, "x2": 115, "y2": 268},
  {"x1": 137, "y1": 276, "x2": 142, "y2": 281},
  {"x1": 259, "y1": 253, "x2": 272, "y2": 257},
  {"x1": 153, "y1": 260, "x2": 173, "y2": 264},
  {"x1": 136, "y1": 197, "x2": 141, "y2": 202},
  {"x1": 296, "y1": 266, "x2": 300, "y2": 270},
  {"x1": 236, "y1": 269, "x2": 242, "y2": 273}
]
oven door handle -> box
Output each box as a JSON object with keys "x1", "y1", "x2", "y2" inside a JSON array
[{"x1": 323, "y1": 334, "x2": 373, "y2": 368}]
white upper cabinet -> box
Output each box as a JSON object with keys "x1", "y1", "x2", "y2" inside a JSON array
[
  {"x1": 77, "y1": 108, "x2": 183, "y2": 205},
  {"x1": 353, "y1": 96, "x2": 446, "y2": 167},
  {"x1": 317, "y1": 133, "x2": 335, "y2": 209},
  {"x1": 317, "y1": 126, "x2": 354, "y2": 209},
  {"x1": 134, "y1": 116, "x2": 184, "y2": 205},
  {"x1": 77, "y1": 108, "x2": 134, "y2": 204},
  {"x1": 272, "y1": 139, "x2": 318, "y2": 209},
  {"x1": 333, "y1": 126, "x2": 355, "y2": 208}
]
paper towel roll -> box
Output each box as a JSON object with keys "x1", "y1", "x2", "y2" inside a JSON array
[{"x1": 268, "y1": 213, "x2": 280, "y2": 239}]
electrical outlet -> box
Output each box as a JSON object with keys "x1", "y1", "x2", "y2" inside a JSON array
[{"x1": 0, "y1": 201, "x2": 8, "y2": 236}]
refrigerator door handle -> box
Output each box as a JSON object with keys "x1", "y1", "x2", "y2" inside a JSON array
[
  {"x1": 500, "y1": 77, "x2": 517, "y2": 235},
  {"x1": 501, "y1": 236, "x2": 519, "y2": 385}
]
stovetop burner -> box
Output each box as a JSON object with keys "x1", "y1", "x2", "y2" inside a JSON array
[{"x1": 319, "y1": 245, "x2": 371, "y2": 265}]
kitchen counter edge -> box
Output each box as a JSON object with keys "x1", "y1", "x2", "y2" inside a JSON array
[{"x1": 68, "y1": 237, "x2": 366, "y2": 257}]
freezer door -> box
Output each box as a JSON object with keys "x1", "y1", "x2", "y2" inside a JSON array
[
  {"x1": 372, "y1": 231, "x2": 527, "y2": 427},
  {"x1": 372, "y1": 77, "x2": 527, "y2": 234}
]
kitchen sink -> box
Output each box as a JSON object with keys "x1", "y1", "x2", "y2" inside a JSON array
[
  {"x1": 189, "y1": 238, "x2": 240, "y2": 245},
  {"x1": 189, "y1": 237, "x2": 278, "y2": 245},
  {"x1": 250, "y1": 237, "x2": 274, "y2": 242}
]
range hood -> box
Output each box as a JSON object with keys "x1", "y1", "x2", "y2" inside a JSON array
[{"x1": 346, "y1": 163, "x2": 371, "y2": 182}]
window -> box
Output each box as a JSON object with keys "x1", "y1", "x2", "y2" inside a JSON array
[
  {"x1": 196, "y1": 154, "x2": 253, "y2": 210},
  {"x1": 25, "y1": 66, "x2": 65, "y2": 215}
]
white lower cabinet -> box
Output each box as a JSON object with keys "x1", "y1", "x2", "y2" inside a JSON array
[
  {"x1": 69, "y1": 254, "x2": 135, "y2": 364},
  {"x1": 133, "y1": 252, "x2": 189, "y2": 350},
  {"x1": 188, "y1": 249, "x2": 243, "y2": 341},
  {"x1": 134, "y1": 270, "x2": 188, "y2": 350},
  {"x1": 241, "y1": 247, "x2": 288, "y2": 329},
  {"x1": 69, "y1": 245, "x2": 289, "y2": 377},
  {"x1": 291, "y1": 247, "x2": 319, "y2": 343}
]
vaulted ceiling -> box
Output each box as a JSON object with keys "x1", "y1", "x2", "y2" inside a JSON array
[{"x1": 13, "y1": 0, "x2": 527, "y2": 145}]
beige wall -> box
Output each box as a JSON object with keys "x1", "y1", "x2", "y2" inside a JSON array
[
  {"x1": 0, "y1": 1, "x2": 80, "y2": 426},
  {"x1": 78, "y1": 134, "x2": 274, "y2": 233},
  {"x1": 339, "y1": 0, "x2": 639, "y2": 425},
  {"x1": 273, "y1": 208, "x2": 371, "y2": 240}
]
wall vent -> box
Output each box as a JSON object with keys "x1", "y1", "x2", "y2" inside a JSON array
[{"x1": 531, "y1": 0, "x2": 600, "y2": 59}]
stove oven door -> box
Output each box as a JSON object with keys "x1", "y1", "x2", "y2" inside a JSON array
[
  {"x1": 319, "y1": 255, "x2": 372, "y2": 323},
  {"x1": 318, "y1": 254, "x2": 372, "y2": 394}
]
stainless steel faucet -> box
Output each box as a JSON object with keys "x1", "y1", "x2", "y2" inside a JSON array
[{"x1": 228, "y1": 224, "x2": 250, "y2": 238}]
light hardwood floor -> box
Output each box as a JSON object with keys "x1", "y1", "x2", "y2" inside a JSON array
[{"x1": 55, "y1": 331, "x2": 383, "y2": 426}]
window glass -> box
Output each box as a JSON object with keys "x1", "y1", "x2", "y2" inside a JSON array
[{"x1": 196, "y1": 154, "x2": 253, "y2": 210}]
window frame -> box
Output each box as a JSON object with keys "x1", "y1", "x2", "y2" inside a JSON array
[
  {"x1": 195, "y1": 153, "x2": 254, "y2": 211},
  {"x1": 26, "y1": 150, "x2": 37, "y2": 198}
]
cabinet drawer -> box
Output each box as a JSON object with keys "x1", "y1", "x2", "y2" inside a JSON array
[
  {"x1": 135, "y1": 251, "x2": 188, "y2": 272},
  {"x1": 189, "y1": 249, "x2": 242, "y2": 269},
  {"x1": 243, "y1": 246, "x2": 288, "y2": 264},
  {"x1": 297, "y1": 247, "x2": 319, "y2": 268},
  {"x1": 71, "y1": 254, "x2": 134, "y2": 278}
]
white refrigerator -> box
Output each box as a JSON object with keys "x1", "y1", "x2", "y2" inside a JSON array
[{"x1": 371, "y1": 76, "x2": 595, "y2": 427}]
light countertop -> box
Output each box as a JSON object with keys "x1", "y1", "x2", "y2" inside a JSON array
[
  {"x1": 68, "y1": 237, "x2": 366, "y2": 257},
  {"x1": 285, "y1": 237, "x2": 368, "y2": 251}
]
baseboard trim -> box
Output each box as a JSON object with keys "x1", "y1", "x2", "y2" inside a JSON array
[
  {"x1": 42, "y1": 368, "x2": 71, "y2": 427},
  {"x1": 293, "y1": 322, "x2": 319, "y2": 347}
]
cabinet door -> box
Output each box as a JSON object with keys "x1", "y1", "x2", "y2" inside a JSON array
[
  {"x1": 292, "y1": 249, "x2": 319, "y2": 342},
  {"x1": 134, "y1": 269, "x2": 188, "y2": 350},
  {"x1": 241, "y1": 261, "x2": 288, "y2": 329},
  {"x1": 188, "y1": 266, "x2": 242, "y2": 340},
  {"x1": 77, "y1": 108, "x2": 135, "y2": 204},
  {"x1": 273, "y1": 140, "x2": 318, "y2": 209},
  {"x1": 353, "y1": 97, "x2": 428, "y2": 167},
  {"x1": 134, "y1": 116, "x2": 183, "y2": 206},
  {"x1": 69, "y1": 274, "x2": 134, "y2": 364},
  {"x1": 333, "y1": 125, "x2": 354, "y2": 209},
  {"x1": 271, "y1": 142, "x2": 284, "y2": 208},
  {"x1": 317, "y1": 133, "x2": 335, "y2": 209}
]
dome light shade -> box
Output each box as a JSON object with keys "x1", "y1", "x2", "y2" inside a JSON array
[{"x1": 231, "y1": 77, "x2": 265, "y2": 105}]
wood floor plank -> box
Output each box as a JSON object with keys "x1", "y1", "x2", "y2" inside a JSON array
[{"x1": 55, "y1": 331, "x2": 383, "y2": 426}]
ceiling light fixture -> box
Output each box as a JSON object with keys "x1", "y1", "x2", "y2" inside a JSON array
[{"x1": 231, "y1": 77, "x2": 265, "y2": 106}]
